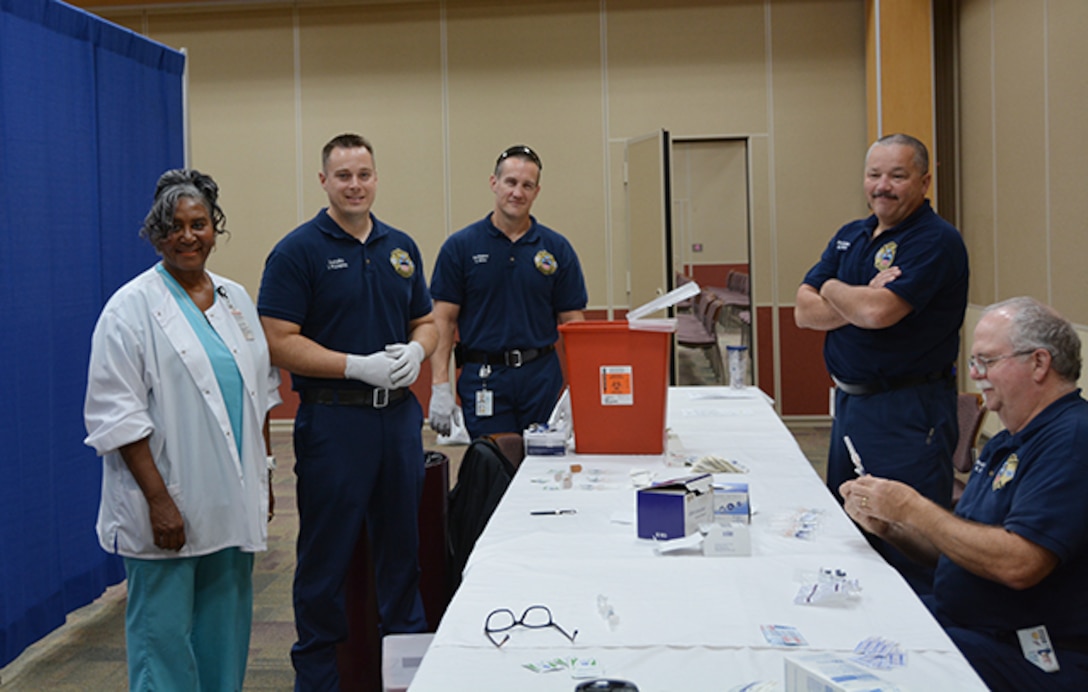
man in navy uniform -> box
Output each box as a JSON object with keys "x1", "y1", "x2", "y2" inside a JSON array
[
  {"x1": 258, "y1": 133, "x2": 436, "y2": 690},
  {"x1": 842, "y1": 297, "x2": 1088, "y2": 691},
  {"x1": 428, "y1": 145, "x2": 587, "y2": 439},
  {"x1": 795, "y1": 133, "x2": 969, "y2": 593}
]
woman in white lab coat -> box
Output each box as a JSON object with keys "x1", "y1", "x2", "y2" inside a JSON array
[{"x1": 83, "y1": 169, "x2": 281, "y2": 692}]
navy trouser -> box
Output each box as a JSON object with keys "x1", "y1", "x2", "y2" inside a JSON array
[
  {"x1": 923, "y1": 596, "x2": 1088, "y2": 690},
  {"x1": 456, "y1": 350, "x2": 564, "y2": 438},
  {"x1": 290, "y1": 396, "x2": 427, "y2": 692},
  {"x1": 828, "y1": 379, "x2": 955, "y2": 594}
]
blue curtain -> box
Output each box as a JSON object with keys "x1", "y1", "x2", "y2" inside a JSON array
[{"x1": 0, "y1": 0, "x2": 184, "y2": 667}]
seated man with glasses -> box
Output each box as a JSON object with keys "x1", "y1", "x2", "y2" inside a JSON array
[
  {"x1": 840, "y1": 297, "x2": 1088, "y2": 691},
  {"x1": 429, "y1": 145, "x2": 588, "y2": 439}
]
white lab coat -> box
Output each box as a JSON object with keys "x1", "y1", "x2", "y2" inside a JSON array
[{"x1": 84, "y1": 265, "x2": 282, "y2": 559}]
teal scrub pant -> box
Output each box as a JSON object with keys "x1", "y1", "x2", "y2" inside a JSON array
[{"x1": 124, "y1": 548, "x2": 255, "y2": 692}]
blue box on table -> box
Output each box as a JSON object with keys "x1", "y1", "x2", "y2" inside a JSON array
[{"x1": 636, "y1": 473, "x2": 713, "y2": 540}]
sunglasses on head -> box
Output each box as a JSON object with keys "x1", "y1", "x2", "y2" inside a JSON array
[{"x1": 496, "y1": 145, "x2": 542, "y2": 171}]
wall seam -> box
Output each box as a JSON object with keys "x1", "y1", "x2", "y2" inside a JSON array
[
  {"x1": 440, "y1": 1, "x2": 452, "y2": 239},
  {"x1": 1043, "y1": 0, "x2": 1052, "y2": 305},
  {"x1": 293, "y1": 6, "x2": 303, "y2": 227},
  {"x1": 600, "y1": 0, "x2": 614, "y2": 318},
  {"x1": 989, "y1": 0, "x2": 998, "y2": 301},
  {"x1": 764, "y1": 0, "x2": 782, "y2": 413},
  {"x1": 874, "y1": 0, "x2": 882, "y2": 136}
]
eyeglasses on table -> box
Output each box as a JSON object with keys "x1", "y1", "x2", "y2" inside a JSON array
[{"x1": 484, "y1": 604, "x2": 578, "y2": 648}]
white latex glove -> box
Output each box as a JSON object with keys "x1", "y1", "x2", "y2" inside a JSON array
[
  {"x1": 429, "y1": 384, "x2": 455, "y2": 436},
  {"x1": 344, "y1": 352, "x2": 396, "y2": 389},
  {"x1": 386, "y1": 341, "x2": 426, "y2": 388}
]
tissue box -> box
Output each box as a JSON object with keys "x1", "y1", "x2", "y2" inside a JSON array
[
  {"x1": 637, "y1": 474, "x2": 713, "y2": 540},
  {"x1": 713, "y1": 482, "x2": 750, "y2": 524},
  {"x1": 784, "y1": 653, "x2": 899, "y2": 692},
  {"x1": 382, "y1": 632, "x2": 434, "y2": 692},
  {"x1": 524, "y1": 426, "x2": 567, "y2": 456},
  {"x1": 702, "y1": 522, "x2": 751, "y2": 556}
]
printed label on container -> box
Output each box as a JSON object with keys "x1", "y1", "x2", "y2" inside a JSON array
[{"x1": 600, "y1": 366, "x2": 634, "y2": 405}]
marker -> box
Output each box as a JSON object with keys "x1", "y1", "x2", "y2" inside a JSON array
[
  {"x1": 530, "y1": 509, "x2": 577, "y2": 516},
  {"x1": 843, "y1": 436, "x2": 866, "y2": 476}
]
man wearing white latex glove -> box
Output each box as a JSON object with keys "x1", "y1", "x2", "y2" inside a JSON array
[
  {"x1": 430, "y1": 145, "x2": 587, "y2": 439},
  {"x1": 428, "y1": 383, "x2": 455, "y2": 436},
  {"x1": 344, "y1": 351, "x2": 397, "y2": 389},
  {"x1": 257, "y1": 134, "x2": 437, "y2": 690},
  {"x1": 386, "y1": 341, "x2": 425, "y2": 388}
]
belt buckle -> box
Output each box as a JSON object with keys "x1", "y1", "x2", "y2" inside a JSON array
[
  {"x1": 506, "y1": 349, "x2": 523, "y2": 367},
  {"x1": 372, "y1": 388, "x2": 389, "y2": 408}
]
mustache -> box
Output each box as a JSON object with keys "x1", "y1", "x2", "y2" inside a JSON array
[{"x1": 870, "y1": 191, "x2": 899, "y2": 200}]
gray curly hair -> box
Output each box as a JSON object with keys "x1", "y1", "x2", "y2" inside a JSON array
[{"x1": 140, "y1": 169, "x2": 227, "y2": 245}]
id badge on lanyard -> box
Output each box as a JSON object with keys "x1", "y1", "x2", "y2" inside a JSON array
[
  {"x1": 1018, "y1": 625, "x2": 1060, "y2": 673},
  {"x1": 216, "y1": 286, "x2": 255, "y2": 340},
  {"x1": 475, "y1": 364, "x2": 494, "y2": 417}
]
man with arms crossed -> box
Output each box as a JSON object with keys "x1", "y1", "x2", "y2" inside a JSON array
[{"x1": 795, "y1": 133, "x2": 969, "y2": 593}]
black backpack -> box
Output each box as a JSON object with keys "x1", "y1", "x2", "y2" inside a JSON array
[{"x1": 447, "y1": 436, "x2": 518, "y2": 593}]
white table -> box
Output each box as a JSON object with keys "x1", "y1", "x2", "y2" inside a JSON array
[{"x1": 410, "y1": 387, "x2": 986, "y2": 690}]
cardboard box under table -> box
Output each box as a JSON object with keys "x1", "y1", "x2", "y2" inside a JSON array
[{"x1": 637, "y1": 473, "x2": 714, "y2": 540}]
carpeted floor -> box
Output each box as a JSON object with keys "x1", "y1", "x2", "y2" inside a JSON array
[{"x1": 0, "y1": 331, "x2": 830, "y2": 690}]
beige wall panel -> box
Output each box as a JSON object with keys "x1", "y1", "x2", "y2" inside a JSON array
[
  {"x1": 98, "y1": 11, "x2": 140, "y2": 32},
  {"x1": 769, "y1": 0, "x2": 868, "y2": 303},
  {"x1": 150, "y1": 9, "x2": 298, "y2": 300},
  {"x1": 608, "y1": 139, "x2": 629, "y2": 313},
  {"x1": 605, "y1": 0, "x2": 768, "y2": 138},
  {"x1": 991, "y1": 0, "x2": 1048, "y2": 303},
  {"x1": 297, "y1": 4, "x2": 446, "y2": 273},
  {"x1": 445, "y1": 1, "x2": 607, "y2": 307},
  {"x1": 747, "y1": 135, "x2": 772, "y2": 306},
  {"x1": 957, "y1": 0, "x2": 996, "y2": 307},
  {"x1": 1045, "y1": 1, "x2": 1088, "y2": 320},
  {"x1": 672, "y1": 140, "x2": 748, "y2": 267}
]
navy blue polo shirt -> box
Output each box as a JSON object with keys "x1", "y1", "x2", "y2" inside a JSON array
[
  {"x1": 934, "y1": 391, "x2": 1088, "y2": 639},
  {"x1": 430, "y1": 215, "x2": 587, "y2": 352},
  {"x1": 802, "y1": 201, "x2": 968, "y2": 382},
  {"x1": 257, "y1": 209, "x2": 432, "y2": 391}
]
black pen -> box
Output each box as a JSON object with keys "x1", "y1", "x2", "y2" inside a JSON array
[{"x1": 530, "y1": 509, "x2": 577, "y2": 515}]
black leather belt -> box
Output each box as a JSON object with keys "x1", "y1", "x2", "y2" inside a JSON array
[
  {"x1": 456, "y1": 343, "x2": 554, "y2": 368},
  {"x1": 832, "y1": 367, "x2": 954, "y2": 396},
  {"x1": 300, "y1": 387, "x2": 407, "y2": 408}
]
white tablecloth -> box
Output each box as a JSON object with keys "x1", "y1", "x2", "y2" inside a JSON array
[{"x1": 409, "y1": 387, "x2": 986, "y2": 691}]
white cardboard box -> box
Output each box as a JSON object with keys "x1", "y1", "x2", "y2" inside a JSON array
[
  {"x1": 382, "y1": 632, "x2": 434, "y2": 692},
  {"x1": 713, "y1": 481, "x2": 750, "y2": 524},
  {"x1": 784, "y1": 652, "x2": 900, "y2": 692},
  {"x1": 702, "y1": 522, "x2": 751, "y2": 556},
  {"x1": 636, "y1": 473, "x2": 713, "y2": 540},
  {"x1": 523, "y1": 426, "x2": 567, "y2": 455}
]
